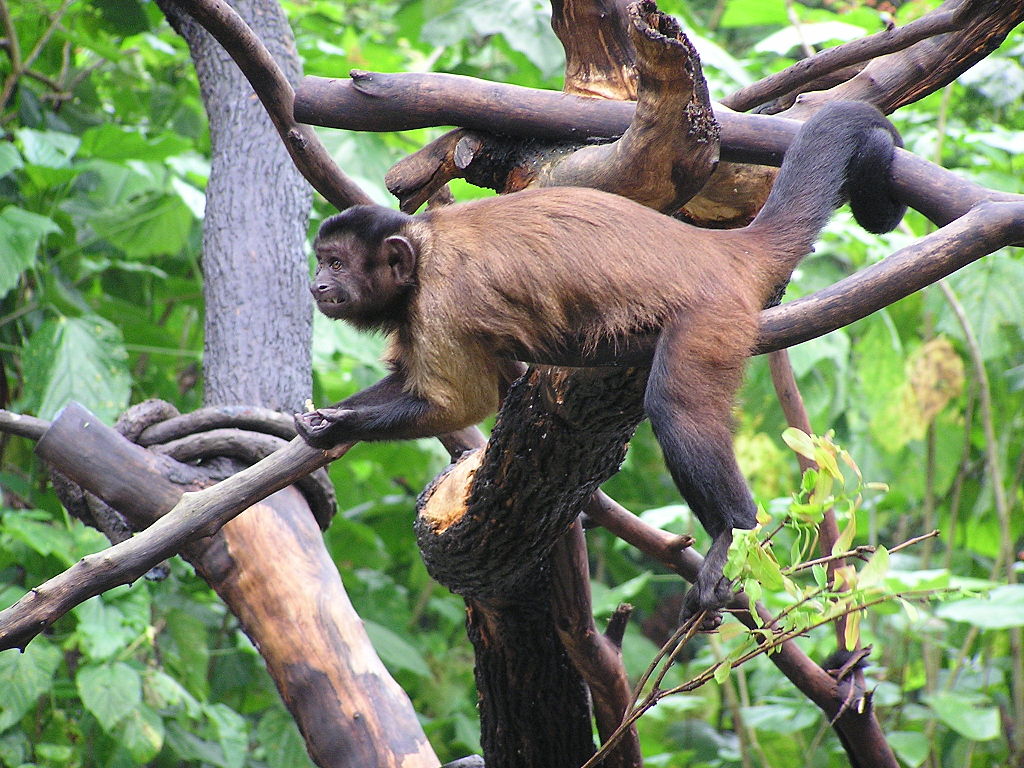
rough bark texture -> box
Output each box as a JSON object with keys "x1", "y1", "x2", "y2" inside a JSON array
[
  {"x1": 417, "y1": 367, "x2": 648, "y2": 767},
  {"x1": 168, "y1": 0, "x2": 311, "y2": 410},
  {"x1": 552, "y1": 0, "x2": 637, "y2": 99}
]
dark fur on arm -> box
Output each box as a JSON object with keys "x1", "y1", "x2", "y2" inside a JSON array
[{"x1": 295, "y1": 373, "x2": 434, "y2": 447}]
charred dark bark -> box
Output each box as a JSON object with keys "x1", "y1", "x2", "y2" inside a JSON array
[{"x1": 417, "y1": 368, "x2": 648, "y2": 767}]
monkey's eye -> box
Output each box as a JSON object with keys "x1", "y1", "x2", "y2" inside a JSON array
[{"x1": 328, "y1": 259, "x2": 344, "y2": 271}]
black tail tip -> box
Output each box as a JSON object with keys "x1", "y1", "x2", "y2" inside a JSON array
[{"x1": 840, "y1": 104, "x2": 908, "y2": 234}]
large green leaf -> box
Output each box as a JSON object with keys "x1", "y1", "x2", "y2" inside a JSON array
[
  {"x1": 204, "y1": 703, "x2": 248, "y2": 768},
  {"x1": 888, "y1": 731, "x2": 930, "y2": 768},
  {"x1": 933, "y1": 257, "x2": 1024, "y2": 361},
  {"x1": 20, "y1": 315, "x2": 131, "y2": 423},
  {"x1": 256, "y1": 709, "x2": 316, "y2": 768},
  {"x1": 927, "y1": 692, "x2": 1000, "y2": 741},
  {"x1": 422, "y1": 0, "x2": 564, "y2": 77},
  {"x1": 0, "y1": 640, "x2": 62, "y2": 731},
  {"x1": 937, "y1": 585, "x2": 1024, "y2": 629},
  {"x1": 0, "y1": 206, "x2": 60, "y2": 298},
  {"x1": 118, "y1": 705, "x2": 165, "y2": 763},
  {"x1": 0, "y1": 142, "x2": 23, "y2": 178},
  {"x1": 363, "y1": 620, "x2": 432, "y2": 678},
  {"x1": 76, "y1": 662, "x2": 142, "y2": 731},
  {"x1": 79, "y1": 124, "x2": 191, "y2": 162},
  {"x1": 88, "y1": 191, "x2": 194, "y2": 258},
  {"x1": 16, "y1": 128, "x2": 80, "y2": 168}
]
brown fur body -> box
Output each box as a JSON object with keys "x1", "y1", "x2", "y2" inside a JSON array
[
  {"x1": 298, "y1": 101, "x2": 906, "y2": 624},
  {"x1": 394, "y1": 187, "x2": 769, "y2": 426}
]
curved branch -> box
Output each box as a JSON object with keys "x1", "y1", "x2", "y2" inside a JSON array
[
  {"x1": 784, "y1": 0, "x2": 1024, "y2": 118},
  {"x1": 294, "y1": 72, "x2": 1020, "y2": 226},
  {"x1": 0, "y1": 403, "x2": 347, "y2": 652},
  {"x1": 722, "y1": 4, "x2": 961, "y2": 112},
  {"x1": 755, "y1": 200, "x2": 1024, "y2": 353},
  {"x1": 171, "y1": 0, "x2": 371, "y2": 209},
  {"x1": 136, "y1": 405, "x2": 297, "y2": 445}
]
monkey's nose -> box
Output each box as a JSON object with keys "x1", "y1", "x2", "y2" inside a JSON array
[{"x1": 311, "y1": 282, "x2": 328, "y2": 297}]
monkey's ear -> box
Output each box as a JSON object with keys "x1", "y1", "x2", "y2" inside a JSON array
[{"x1": 383, "y1": 235, "x2": 416, "y2": 285}]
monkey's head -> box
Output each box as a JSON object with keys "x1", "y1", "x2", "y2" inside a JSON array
[{"x1": 311, "y1": 205, "x2": 418, "y2": 331}]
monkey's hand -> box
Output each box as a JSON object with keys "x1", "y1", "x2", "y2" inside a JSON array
[{"x1": 294, "y1": 407, "x2": 356, "y2": 449}]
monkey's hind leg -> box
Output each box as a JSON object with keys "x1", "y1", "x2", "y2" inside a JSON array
[{"x1": 643, "y1": 320, "x2": 758, "y2": 629}]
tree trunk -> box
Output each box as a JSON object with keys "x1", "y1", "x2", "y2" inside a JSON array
[{"x1": 158, "y1": 1, "x2": 439, "y2": 765}]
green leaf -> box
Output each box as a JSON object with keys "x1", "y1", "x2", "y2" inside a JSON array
[
  {"x1": 719, "y1": 0, "x2": 787, "y2": 28},
  {"x1": 888, "y1": 731, "x2": 930, "y2": 768},
  {"x1": 204, "y1": 703, "x2": 248, "y2": 768},
  {"x1": 927, "y1": 692, "x2": 1000, "y2": 741},
  {"x1": 591, "y1": 572, "x2": 652, "y2": 615},
  {"x1": 21, "y1": 315, "x2": 131, "y2": 423},
  {"x1": 746, "y1": 545, "x2": 784, "y2": 591},
  {"x1": 937, "y1": 584, "x2": 1024, "y2": 629},
  {"x1": 363, "y1": 620, "x2": 432, "y2": 678},
  {"x1": 0, "y1": 142, "x2": 23, "y2": 178},
  {"x1": 16, "y1": 128, "x2": 80, "y2": 167},
  {"x1": 831, "y1": 516, "x2": 856, "y2": 559},
  {"x1": 79, "y1": 124, "x2": 191, "y2": 162},
  {"x1": 754, "y1": 21, "x2": 864, "y2": 56},
  {"x1": 145, "y1": 669, "x2": 202, "y2": 718},
  {"x1": 256, "y1": 709, "x2": 316, "y2": 768},
  {"x1": 93, "y1": 0, "x2": 152, "y2": 35},
  {"x1": 2, "y1": 514, "x2": 76, "y2": 561},
  {"x1": 781, "y1": 427, "x2": 815, "y2": 461},
  {"x1": 73, "y1": 595, "x2": 136, "y2": 660},
  {"x1": 118, "y1": 705, "x2": 165, "y2": 763},
  {"x1": 421, "y1": 0, "x2": 564, "y2": 76},
  {"x1": 741, "y1": 702, "x2": 817, "y2": 733},
  {"x1": 76, "y1": 662, "x2": 142, "y2": 731},
  {"x1": 88, "y1": 191, "x2": 194, "y2": 258},
  {"x1": 934, "y1": 257, "x2": 1024, "y2": 361},
  {"x1": 858, "y1": 546, "x2": 889, "y2": 588},
  {"x1": 0, "y1": 206, "x2": 60, "y2": 298},
  {"x1": 0, "y1": 640, "x2": 62, "y2": 731}
]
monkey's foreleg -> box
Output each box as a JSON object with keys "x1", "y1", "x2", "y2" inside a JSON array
[{"x1": 294, "y1": 372, "x2": 464, "y2": 447}]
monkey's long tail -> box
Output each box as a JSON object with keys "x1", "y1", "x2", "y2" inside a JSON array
[{"x1": 749, "y1": 100, "x2": 907, "y2": 260}]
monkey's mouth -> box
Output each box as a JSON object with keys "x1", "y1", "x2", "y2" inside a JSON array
[{"x1": 316, "y1": 296, "x2": 352, "y2": 319}]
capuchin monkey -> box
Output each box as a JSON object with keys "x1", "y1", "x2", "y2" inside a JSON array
[{"x1": 296, "y1": 101, "x2": 906, "y2": 626}]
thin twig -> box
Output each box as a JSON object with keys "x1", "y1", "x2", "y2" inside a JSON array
[{"x1": 723, "y1": 6, "x2": 959, "y2": 111}]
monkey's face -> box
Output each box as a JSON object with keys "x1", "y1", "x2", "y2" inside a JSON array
[{"x1": 311, "y1": 232, "x2": 417, "y2": 330}]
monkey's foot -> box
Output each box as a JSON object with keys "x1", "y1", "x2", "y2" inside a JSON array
[
  {"x1": 294, "y1": 408, "x2": 354, "y2": 449},
  {"x1": 678, "y1": 577, "x2": 735, "y2": 632}
]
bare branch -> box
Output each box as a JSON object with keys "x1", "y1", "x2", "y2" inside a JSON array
[
  {"x1": 0, "y1": 403, "x2": 346, "y2": 651},
  {"x1": 722, "y1": 4, "x2": 961, "y2": 112},
  {"x1": 170, "y1": 0, "x2": 371, "y2": 209},
  {"x1": 755, "y1": 201, "x2": 1024, "y2": 353}
]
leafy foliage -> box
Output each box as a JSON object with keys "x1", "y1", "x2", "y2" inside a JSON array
[{"x1": 0, "y1": 0, "x2": 1022, "y2": 766}]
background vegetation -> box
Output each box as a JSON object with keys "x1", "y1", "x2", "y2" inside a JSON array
[{"x1": 0, "y1": 0, "x2": 1022, "y2": 765}]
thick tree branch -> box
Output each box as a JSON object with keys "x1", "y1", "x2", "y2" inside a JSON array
[
  {"x1": 755, "y1": 201, "x2": 1024, "y2": 353},
  {"x1": 537, "y1": 2, "x2": 719, "y2": 211},
  {"x1": 169, "y1": 0, "x2": 371, "y2": 209},
  {"x1": 294, "y1": 73, "x2": 1021, "y2": 224},
  {"x1": 0, "y1": 403, "x2": 346, "y2": 652},
  {"x1": 385, "y1": 5, "x2": 718, "y2": 213}
]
